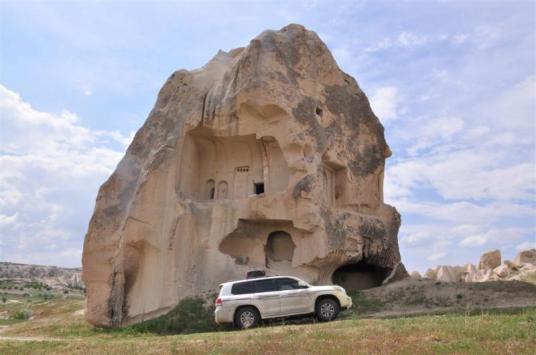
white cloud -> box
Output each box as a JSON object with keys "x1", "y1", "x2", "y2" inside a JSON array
[
  {"x1": 451, "y1": 34, "x2": 469, "y2": 44},
  {"x1": 516, "y1": 241, "x2": 536, "y2": 251},
  {"x1": 0, "y1": 213, "x2": 17, "y2": 225},
  {"x1": 0, "y1": 84, "x2": 128, "y2": 266},
  {"x1": 370, "y1": 86, "x2": 400, "y2": 121},
  {"x1": 427, "y1": 252, "x2": 446, "y2": 261},
  {"x1": 386, "y1": 74, "x2": 536, "y2": 272},
  {"x1": 366, "y1": 31, "x2": 428, "y2": 52},
  {"x1": 473, "y1": 25, "x2": 504, "y2": 49},
  {"x1": 459, "y1": 235, "x2": 488, "y2": 247},
  {"x1": 365, "y1": 38, "x2": 392, "y2": 53},
  {"x1": 397, "y1": 32, "x2": 427, "y2": 47}
]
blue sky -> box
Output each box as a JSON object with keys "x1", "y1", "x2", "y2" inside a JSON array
[{"x1": 0, "y1": 0, "x2": 534, "y2": 272}]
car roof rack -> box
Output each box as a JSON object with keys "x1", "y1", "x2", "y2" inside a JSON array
[{"x1": 246, "y1": 270, "x2": 266, "y2": 279}]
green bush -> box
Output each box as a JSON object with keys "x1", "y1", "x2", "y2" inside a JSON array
[
  {"x1": 347, "y1": 291, "x2": 385, "y2": 314},
  {"x1": 127, "y1": 296, "x2": 222, "y2": 334},
  {"x1": 13, "y1": 309, "x2": 32, "y2": 320}
]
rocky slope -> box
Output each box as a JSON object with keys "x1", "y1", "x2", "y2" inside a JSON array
[
  {"x1": 414, "y1": 249, "x2": 536, "y2": 283},
  {"x1": 82, "y1": 23, "x2": 406, "y2": 327},
  {"x1": 0, "y1": 262, "x2": 83, "y2": 290}
]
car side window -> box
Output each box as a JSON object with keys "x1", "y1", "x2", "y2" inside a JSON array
[
  {"x1": 276, "y1": 278, "x2": 299, "y2": 291},
  {"x1": 231, "y1": 281, "x2": 255, "y2": 295},
  {"x1": 253, "y1": 279, "x2": 277, "y2": 293}
]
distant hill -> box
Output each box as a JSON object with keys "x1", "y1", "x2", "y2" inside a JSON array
[{"x1": 0, "y1": 262, "x2": 83, "y2": 291}]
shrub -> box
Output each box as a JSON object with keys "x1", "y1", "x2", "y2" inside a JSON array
[
  {"x1": 347, "y1": 291, "x2": 385, "y2": 314},
  {"x1": 127, "y1": 296, "x2": 222, "y2": 334},
  {"x1": 13, "y1": 309, "x2": 32, "y2": 320}
]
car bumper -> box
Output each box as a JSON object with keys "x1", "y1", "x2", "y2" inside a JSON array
[
  {"x1": 214, "y1": 306, "x2": 234, "y2": 324},
  {"x1": 340, "y1": 294, "x2": 352, "y2": 310}
]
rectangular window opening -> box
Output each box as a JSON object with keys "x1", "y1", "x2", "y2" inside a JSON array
[{"x1": 254, "y1": 182, "x2": 265, "y2": 195}]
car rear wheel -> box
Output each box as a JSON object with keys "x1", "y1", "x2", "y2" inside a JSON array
[
  {"x1": 316, "y1": 298, "x2": 339, "y2": 322},
  {"x1": 234, "y1": 306, "x2": 260, "y2": 329}
]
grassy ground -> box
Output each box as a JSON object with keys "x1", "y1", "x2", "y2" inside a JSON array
[
  {"x1": 1, "y1": 293, "x2": 535, "y2": 354},
  {"x1": 1, "y1": 309, "x2": 535, "y2": 354}
]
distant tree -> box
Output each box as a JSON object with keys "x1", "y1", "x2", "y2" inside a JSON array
[
  {"x1": 28, "y1": 265, "x2": 38, "y2": 277},
  {"x1": 47, "y1": 267, "x2": 59, "y2": 277}
]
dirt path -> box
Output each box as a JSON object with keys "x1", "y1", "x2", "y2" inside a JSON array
[
  {"x1": 358, "y1": 279, "x2": 536, "y2": 318},
  {"x1": 0, "y1": 325, "x2": 65, "y2": 342},
  {"x1": 0, "y1": 335, "x2": 65, "y2": 342}
]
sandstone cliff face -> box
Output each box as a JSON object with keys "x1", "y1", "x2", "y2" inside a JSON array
[{"x1": 82, "y1": 24, "x2": 405, "y2": 327}]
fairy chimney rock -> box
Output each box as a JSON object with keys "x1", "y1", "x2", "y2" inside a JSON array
[
  {"x1": 82, "y1": 24, "x2": 406, "y2": 327},
  {"x1": 478, "y1": 250, "x2": 501, "y2": 270}
]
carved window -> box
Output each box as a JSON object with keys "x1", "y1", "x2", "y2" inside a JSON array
[
  {"x1": 254, "y1": 182, "x2": 265, "y2": 195},
  {"x1": 217, "y1": 181, "x2": 228, "y2": 199},
  {"x1": 205, "y1": 179, "x2": 215, "y2": 200}
]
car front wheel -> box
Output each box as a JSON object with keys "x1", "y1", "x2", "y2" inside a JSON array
[
  {"x1": 234, "y1": 306, "x2": 260, "y2": 329},
  {"x1": 316, "y1": 298, "x2": 339, "y2": 322}
]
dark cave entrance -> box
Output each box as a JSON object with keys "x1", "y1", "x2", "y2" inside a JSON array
[{"x1": 332, "y1": 261, "x2": 391, "y2": 291}]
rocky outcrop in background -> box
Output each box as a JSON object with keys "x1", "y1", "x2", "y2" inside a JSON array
[
  {"x1": 82, "y1": 24, "x2": 406, "y2": 327},
  {"x1": 0, "y1": 262, "x2": 83, "y2": 290},
  {"x1": 416, "y1": 249, "x2": 536, "y2": 283}
]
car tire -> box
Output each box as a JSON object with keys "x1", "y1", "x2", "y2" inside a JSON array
[
  {"x1": 234, "y1": 306, "x2": 260, "y2": 329},
  {"x1": 316, "y1": 298, "x2": 339, "y2": 322}
]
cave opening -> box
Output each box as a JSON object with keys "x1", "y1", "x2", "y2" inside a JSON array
[
  {"x1": 254, "y1": 182, "x2": 265, "y2": 195},
  {"x1": 332, "y1": 260, "x2": 391, "y2": 291}
]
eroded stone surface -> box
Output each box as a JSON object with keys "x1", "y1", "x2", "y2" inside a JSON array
[
  {"x1": 479, "y1": 250, "x2": 501, "y2": 270},
  {"x1": 514, "y1": 249, "x2": 536, "y2": 266},
  {"x1": 82, "y1": 24, "x2": 405, "y2": 327},
  {"x1": 424, "y1": 249, "x2": 536, "y2": 283}
]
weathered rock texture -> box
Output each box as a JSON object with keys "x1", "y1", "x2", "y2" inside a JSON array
[
  {"x1": 424, "y1": 249, "x2": 536, "y2": 283},
  {"x1": 478, "y1": 249, "x2": 501, "y2": 270},
  {"x1": 0, "y1": 262, "x2": 83, "y2": 290},
  {"x1": 514, "y1": 249, "x2": 536, "y2": 266},
  {"x1": 82, "y1": 24, "x2": 406, "y2": 327}
]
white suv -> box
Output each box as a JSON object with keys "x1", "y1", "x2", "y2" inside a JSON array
[{"x1": 214, "y1": 276, "x2": 352, "y2": 329}]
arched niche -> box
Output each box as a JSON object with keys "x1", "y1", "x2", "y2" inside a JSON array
[
  {"x1": 205, "y1": 179, "x2": 215, "y2": 200},
  {"x1": 265, "y1": 231, "x2": 295, "y2": 265},
  {"x1": 217, "y1": 180, "x2": 228, "y2": 199}
]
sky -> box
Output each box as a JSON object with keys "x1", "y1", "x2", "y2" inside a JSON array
[{"x1": 0, "y1": 0, "x2": 534, "y2": 272}]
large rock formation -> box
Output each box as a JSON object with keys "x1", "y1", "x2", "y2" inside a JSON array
[
  {"x1": 82, "y1": 24, "x2": 406, "y2": 327},
  {"x1": 423, "y1": 249, "x2": 536, "y2": 283},
  {"x1": 514, "y1": 249, "x2": 536, "y2": 266},
  {"x1": 478, "y1": 249, "x2": 501, "y2": 270}
]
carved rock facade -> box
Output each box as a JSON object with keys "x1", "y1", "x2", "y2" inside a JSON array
[{"x1": 82, "y1": 24, "x2": 406, "y2": 327}]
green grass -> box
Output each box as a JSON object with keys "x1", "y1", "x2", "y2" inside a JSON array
[
  {"x1": 1, "y1": 309, "x2": 535, "y2": 354},
  {"x1": 346, "y1": 290, "x2": 385, "y2": 314},
  {"x1": 1, "y1": 290, "x2": 536, "y2": 354},
  {"x1": 126, "y1": 297, "x2": 223, "y2": 335}
]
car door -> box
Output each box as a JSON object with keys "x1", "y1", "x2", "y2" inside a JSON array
[
  {"x1": 251, "y1": 279, "x2": 281, "y2": 318},
  {"x1": 276, "y1": 278, "x2": 312, "y2": 315}
]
